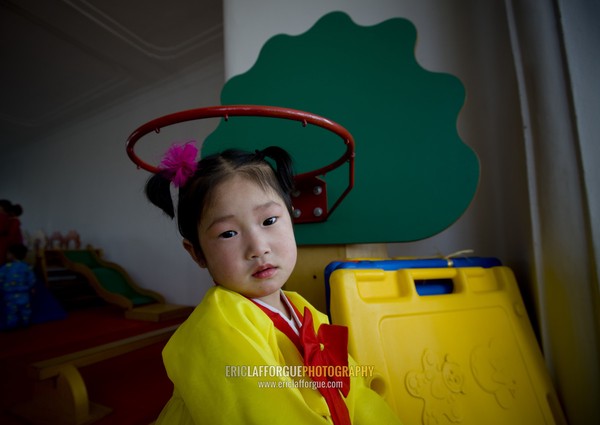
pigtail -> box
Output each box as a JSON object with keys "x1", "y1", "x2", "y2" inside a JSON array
[
  {"x1": 145, "y1": 173, "x2": 175, "y2": 218},
  {"x1": 260, "y1": 146, "x2": 295, "y2": 196}
]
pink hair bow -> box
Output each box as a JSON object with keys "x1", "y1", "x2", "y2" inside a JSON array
[{"x1": 159, "y1": 141, "x2": 198, "y2": 187}]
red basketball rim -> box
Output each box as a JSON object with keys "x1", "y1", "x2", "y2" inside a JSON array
[{"x1": 126, "y1": 104, "x2": 355, "y2": 220}]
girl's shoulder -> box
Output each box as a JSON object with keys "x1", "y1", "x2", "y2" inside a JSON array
[
  {"x1": 173, "y1": 286, "x2": 274, "y2": 336},
  {"x1": 163, "y1": 286, "x2": 281, "y2": 359}
]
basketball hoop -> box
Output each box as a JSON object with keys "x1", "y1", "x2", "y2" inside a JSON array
[{"x1": 126, "y1": 105, "x2": 355, "y2": 223}]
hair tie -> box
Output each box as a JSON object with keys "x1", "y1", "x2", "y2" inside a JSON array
[{"x1": 159, "y1": 141, "x2": 199, "y2": 187}]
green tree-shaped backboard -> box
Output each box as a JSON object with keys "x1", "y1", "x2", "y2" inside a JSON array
[{"x1": 203, "y1": 12, "x2": 479, "y2": 245}]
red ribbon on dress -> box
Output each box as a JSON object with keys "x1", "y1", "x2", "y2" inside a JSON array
[
  {"x1": 249, "y1": 298, "x2": 351, "y2": 425},
  {"x1": 300, "y1": 307, "x2": 351, "y2": 425}
]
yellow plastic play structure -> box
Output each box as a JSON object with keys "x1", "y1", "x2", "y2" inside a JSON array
[{"x1": 326, "y1": 259, "x2": 567, "y2": 425}]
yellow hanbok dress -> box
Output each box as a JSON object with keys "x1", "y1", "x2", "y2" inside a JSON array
[{"x1": 156, "y1": 285, "x2": 402, "y2": 424}]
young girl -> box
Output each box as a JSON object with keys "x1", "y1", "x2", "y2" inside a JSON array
[{"x1": 145, "y1": 142, "x2": 402, "y2": 424}]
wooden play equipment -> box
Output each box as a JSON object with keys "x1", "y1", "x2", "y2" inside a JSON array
[
  {"x1": 9, "y1": 324, "x2": 178, "y2": 425},
  {"x1": 38, "y1": 246, "x2": 193, "y2": 321}
]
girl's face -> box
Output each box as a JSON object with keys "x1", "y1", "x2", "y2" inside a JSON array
[{"x1": 188, "y1": 175, "x2": 297, "y2": 304}]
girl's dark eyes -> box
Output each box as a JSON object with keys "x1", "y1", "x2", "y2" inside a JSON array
[
  {"x1": 263, "y1": 217, "x2": 277, "y2": 226},
  {"x1": 218, "y1": 217, "x2": 277, "y2": 238},
  {"x1": 219, "y1": 230, "x2": 237, "y2": 239}
]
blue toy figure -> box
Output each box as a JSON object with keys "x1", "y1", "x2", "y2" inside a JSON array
[{"x1": 0, "y1": 244, "x2": 36, "y2": 330}]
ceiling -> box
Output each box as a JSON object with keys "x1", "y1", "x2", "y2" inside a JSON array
[{"x1": 0, "y1": 0, "x2": 223, "y2": 149}]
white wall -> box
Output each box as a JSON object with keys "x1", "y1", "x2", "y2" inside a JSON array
[{"x1": 0, "y1": 56, "x2": 225, "y2": 305}]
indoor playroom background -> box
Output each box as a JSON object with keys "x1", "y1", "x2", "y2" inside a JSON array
[{"x1": 0, "y1": 0, "x2": 598, "y2": 424}]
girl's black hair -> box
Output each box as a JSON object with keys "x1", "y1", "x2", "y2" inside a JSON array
[{"x1": 145, "y1": 146, "x2": 295, "y2": 254}]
